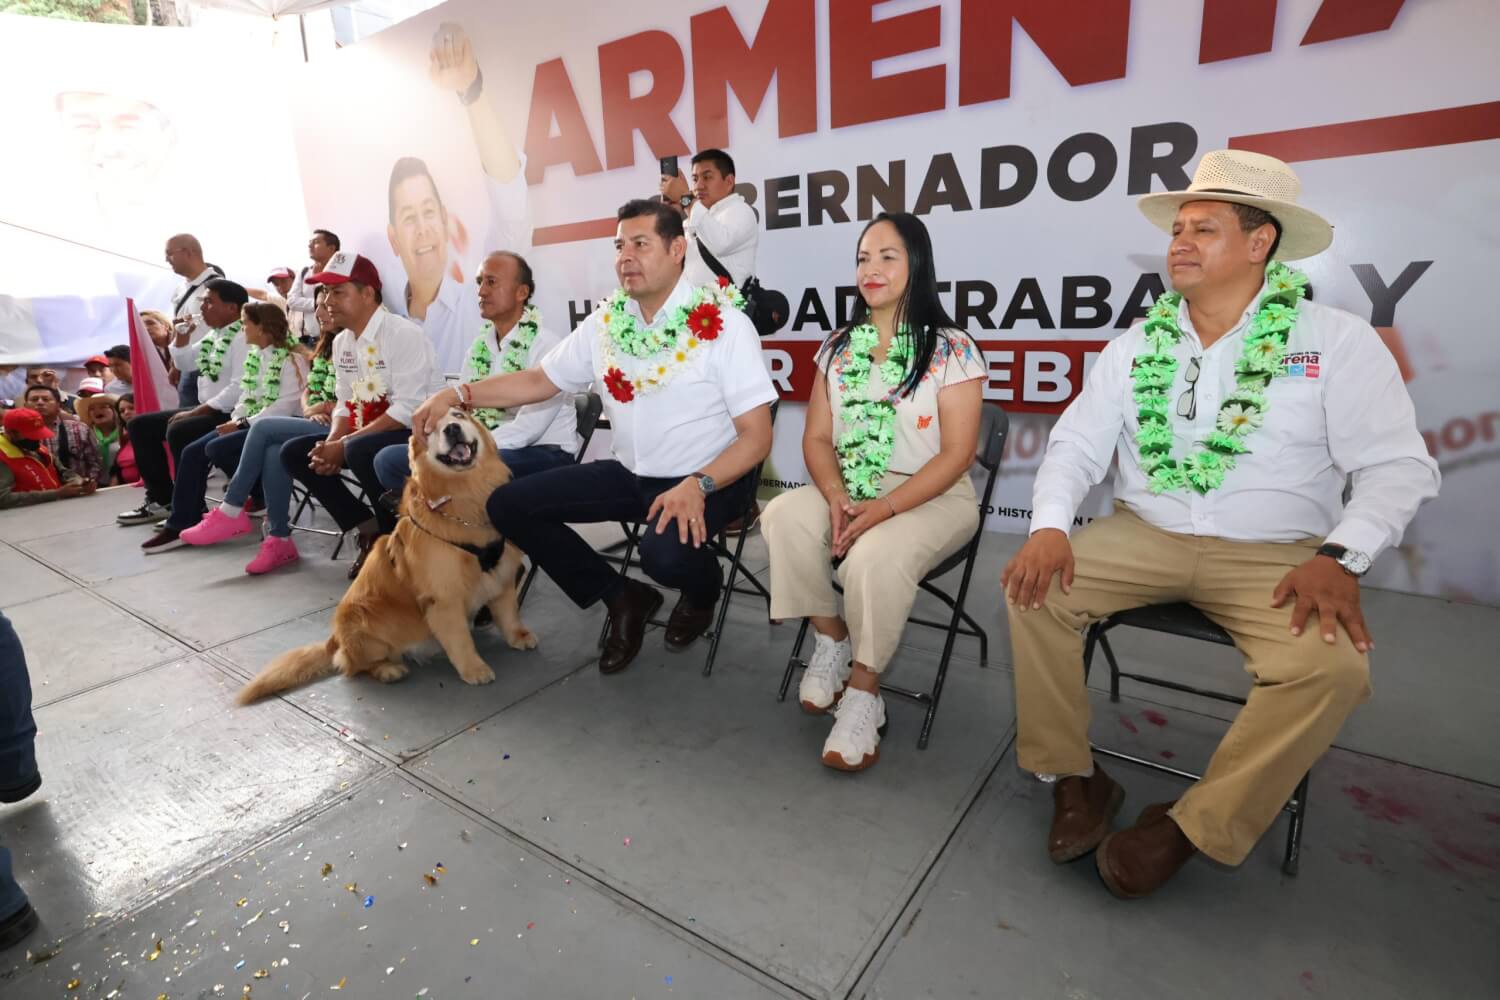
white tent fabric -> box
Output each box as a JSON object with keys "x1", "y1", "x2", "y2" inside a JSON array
[{"x1": 188, "y1": 0, "x2": 347, "y2": 15}]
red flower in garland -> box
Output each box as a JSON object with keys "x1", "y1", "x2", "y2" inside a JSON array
[
  {"x1": 603, "y1": 366, "x2": 635, "y2": 403},
  {"x1": 716, "y1": 275, "x2": 731, "y2": 289},
  {"x1": 687, "y1": 302, "x2": 724, "y2": 341}
]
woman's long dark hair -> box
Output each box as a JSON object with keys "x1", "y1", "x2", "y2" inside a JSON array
[
  {"x1": 309, "y1": 285, "x2": 338, "y2": 360},
  {"x1": 821, "y1": 212, "x2": 961, "y2": 399}
]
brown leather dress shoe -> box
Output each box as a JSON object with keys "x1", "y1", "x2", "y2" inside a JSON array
[
  {"x1": 599, "y1": 579, "x2": 664, "y2": 674},
  {"x1": 1048, "y1": 766, "x2": 1125, "y2": 864},
  {"x1": 664, "y1": 593, "x2": 716, "y2": 648},
  {"x1": 1095, "y1": 804, "x2": 1197, "y2": 899}
]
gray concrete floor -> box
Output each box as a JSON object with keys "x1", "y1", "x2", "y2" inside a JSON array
[{"x1": 1, "y1": 487, "x2": 1497, "y2": 999}]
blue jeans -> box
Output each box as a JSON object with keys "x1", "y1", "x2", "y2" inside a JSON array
[
  {"x1": 373, "y1": 441, "x2": 574, "y2": 493},
  {"x1": 0, "y1": 612, "x2": 38, "y2": 920},
  {"x1": 165, "y1": 428, "x2": 248, "y2": 531},
  {"x1": 227, "y1": 416, "x2": 328, "y2": 538}
]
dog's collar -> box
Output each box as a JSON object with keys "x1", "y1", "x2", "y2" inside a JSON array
[
  {"x1": 408, "y1": 485, "x2": 488, "y2": 529},
  {"x1": 403, "y1": 513, "x2": 506, "y2": 573}
]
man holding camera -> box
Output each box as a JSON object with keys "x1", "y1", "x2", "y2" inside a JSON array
[{"x1": 660, "y1": 149, "x2": 759, "y2": 290}]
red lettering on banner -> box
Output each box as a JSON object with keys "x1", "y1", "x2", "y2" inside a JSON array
[
  {"x1": 1199, "y1": 0, "x2": 1277, "y2": 64},
  {"x1": 959, "y1": 0, "x2": 1130, "y2": 108},
  {"x1": 762, "y1": 338, "x2": 1107, "y2": 414},
  {"x1": 1302, "y1": 0, "x2": 1408, "y2": 46},
  {"x1": 598, "y1": 31, "x2": 690, "y2": 172},
  {"x1": 829, "y1": 0, "x2": 945, "y2": 129},
  {"x1": 691, "y1": 0, "x2": 817, "y2": 149},
  {"x1": 524, "y1": 59, "x2": 605, "y2": 185}
]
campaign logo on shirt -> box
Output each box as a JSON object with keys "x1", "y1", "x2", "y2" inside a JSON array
[{"x1": 1281, "y1": 351, "x2": 1322, "y2": 379}]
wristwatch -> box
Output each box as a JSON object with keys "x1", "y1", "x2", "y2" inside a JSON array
[
  {"x1": 695, "y1": 474, "x2": 717, "y2": 496},
  {"x1": 1316, "y1": 543, "x2": 1372, "y2": 577},
  {"x1": 236, "y1": 417, "x2": 250, "y2": 430},
  {"x1": 679, "y1": 194, "x2": 694, "y2": 210}
]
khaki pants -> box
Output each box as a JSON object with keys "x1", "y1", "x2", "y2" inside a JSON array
[
  {"x1": 762, "y1": 475, "x2": 979, "y2": 672},
  {"x1": 1009, "y1": 506, "x2": 1371, "y2": 865}
]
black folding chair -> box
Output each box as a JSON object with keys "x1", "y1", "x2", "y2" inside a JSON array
[
  {"x1": 516, "y1": 392, "x2": 605, "y2": 607},
  {"x1": 600, "y1": 400, "x2": 779, "y2": 677},
  {"x1": 1083, "y1": 603, "x2": 1311, "y2": 876},
  {"x1": 778, "y1": 403, "x2": 1009, "y2": 749}
]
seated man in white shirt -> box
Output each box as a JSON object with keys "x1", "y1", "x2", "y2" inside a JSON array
[
  {"x1": 372, "y1": 250, "x2": 578, "y2": 497},
  {"x1": 118, "y1": 279, "x2": 250, "y2": 527},
  {"x1": 413, "y1": 200, "x2": 775, "y2": 675},
  {"x1": 661, "y1": 148, "x2": 759, "y2": 290},
  {"x1": 1002, "y1": 150, "x2": 1440, "y2": 899},
  {"x1": 282, "y1": 253, "x2": 440, "y2": 580}
]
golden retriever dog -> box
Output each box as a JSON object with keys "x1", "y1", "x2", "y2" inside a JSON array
[{"x1": 238, "y1": 408, "x2": 537, "y2": 704}]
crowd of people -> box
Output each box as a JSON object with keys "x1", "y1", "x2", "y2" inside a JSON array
[{"x1": 0, "y1": 145, "x2": 1441, "y2": 939}]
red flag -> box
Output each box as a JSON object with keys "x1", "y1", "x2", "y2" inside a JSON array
[{"x1": 126, "y1": 298, "x2": 177, "y2": 414}]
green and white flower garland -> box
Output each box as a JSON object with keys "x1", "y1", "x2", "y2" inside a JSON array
[
  {"x1": 306, "y1": 355, "x2": 336, "y2": 405},
  {"x1": 834, "y1": 324, "x2": 914, "y2": 501},
  {"x1": 238, "y1": 345, "x2": 291, "y2": 418},
  {"x1": 596, "y1": 282, "x2": 745, "y2": 403},
  {"x1": 464, "y1": 306, "x2": 541, "y2": 429},
  {"x1": 1134, "y1": 262, "x2": 1308, "y2": 495},
  {"x1": 195, "y1": 321, "x2": 241, "y2": 382}
]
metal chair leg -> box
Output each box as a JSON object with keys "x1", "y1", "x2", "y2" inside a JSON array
[
  {"x1": 1282, "y1": 773, "x2": 1310, "y2": 877},
  {"x1": 958, "y1": 609, "x2": 989, "y2": 668},
  {"x1": 1100, "y1": 633, "x2": 1124, "y2": 702},
  {"x1": 1083, "y1": 624, "x2": 1100, "y2": 682},
  {"x1": 778, "y1": 618, "x2": 812, "y2": 701},
  {"x1": 702, "y1": 528, "x2": 748, "y2": 678},
  {"x1": 517, "y1": 561, "x2": 540, "y2": 608}
]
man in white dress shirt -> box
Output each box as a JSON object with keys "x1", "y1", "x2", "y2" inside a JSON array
[
  {"x1": 372, "y1": 250, "x2": 577, "y2": 497},
  {"x1": 286, "y1": 229, "x2": 340, "y2": 345},
  {"x1": 661, "y1": 148, "x2": 759, "y2": 290},
  {"x1": 118, "y1": 279, "x2": 250, "y2": 527},
  {"x1": 1002, "y1": 150, "x2": 1440, "y2": 898},
  {"x1": 389, "y1": 23, "x2": 532, "y2": 377},
  {"x1": 281, "y1": 253, "x2": 441, "y2": 580},
  {"x1": 162, "y1": 233, "x2": 224, "y2": 407},
  {"x1": 413, "y1": 200, "x2": 776, "y2": 675}
]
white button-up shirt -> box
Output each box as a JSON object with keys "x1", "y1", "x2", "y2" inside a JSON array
[
  {"x1": 684, "y1": 193, "x2": 759, "y2": 288},
  {"x1": 1031, "y1": 284, "x2": 1440, "y2": 558},
  {"x1": 541, "y1": 276, "x2": 777, "y2": 478},
  {"x1": 169, "y1": 322, "x2": 248, "y2": 414},
  {"x1": 286, "y1": 265, "x2": 321, "y2": 342},
  {"x1": 461, "y1": 319, "x2": 578, "y2": 454},
  {"x1": 332, "y1": 309, "x2": 441, "y2": 428}
]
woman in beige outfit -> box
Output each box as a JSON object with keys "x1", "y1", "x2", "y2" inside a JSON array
[{"x1": 761, "y1": 212, "x2": 985, "y2": 772}]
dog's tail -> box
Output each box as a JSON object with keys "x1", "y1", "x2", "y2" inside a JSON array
[{"x1": 237, "y1": 638, "x2": 339, "y2": 705}]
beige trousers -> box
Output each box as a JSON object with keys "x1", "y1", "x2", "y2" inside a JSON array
[
  {"x1": 762, "y1": 475, "x2": 979, "y2": 672},
  {"x1": 1008, "y1": 505, "x2": 1371, "y2": 865}
]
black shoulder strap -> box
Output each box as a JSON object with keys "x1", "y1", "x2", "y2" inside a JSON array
[
  {"x1": 695, "y1": 238, "x2": 734, "y2": 285},
  {"x1": 174, "y1": 272, "x2": 216, "y2": 315},
  {"x1": 459, "y1": 540, "x2": 505, "y2": 573}
]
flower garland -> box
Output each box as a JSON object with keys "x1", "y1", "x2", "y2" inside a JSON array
[
  {"x1": 1133, "y1": 262, "x2": 1308, "y2": 495},
  {"x1": 306, "y1": 355, "x2": 336, "y2": 406},
  {"x1": 196, "y1": 321, "x2": 241, "y2": 382},
  {"x1": 597, "y1": 279, "x2": 745, "y2": 403},
  {"x1": 833, "y1": 324, "x2": 914, "y2": 501},
  {"x1": 239, "y1": 345, "x2": 291, "y2": 418},
  {"x1": 346, "y1": 338, "x2": 390, "y2": 430},
  {"x1": 464, "y1": 306, "x2": 541, "y2": 429}
]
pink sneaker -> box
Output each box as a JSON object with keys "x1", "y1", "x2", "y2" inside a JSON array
[
  {"x1": 245, "y1": 535, "x2": 300, "y2": 575},
  {"x1": 180, "y1": 507, "x2": 253, "y2": 546}
]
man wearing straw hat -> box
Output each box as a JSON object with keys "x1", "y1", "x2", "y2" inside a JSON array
[{"x1": 1003, "y1": 150, "x2": 1440, "y2": 897}]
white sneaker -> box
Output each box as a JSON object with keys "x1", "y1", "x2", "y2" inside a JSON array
[
  {"x1": 821, "y1": 688, "x2": 885, "y2": 772},
  {"x1": 798, "y1": 632, "x2": 852, "y2": 714},
  {"x1": 116, "y1": 501, "x2": 169, "y2": 525}
]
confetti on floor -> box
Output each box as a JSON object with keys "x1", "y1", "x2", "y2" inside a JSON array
[
  {"x1": 363, "y1": 895, "x2": 375, "y2": 908},
  {"x1": 321, "y1": 863, "x2": 333, "y2": 877}
]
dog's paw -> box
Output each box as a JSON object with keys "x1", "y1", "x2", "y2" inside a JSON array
[
  {"x1": 506, "y1": 627, "x2": 539, "y2": 651},
  {"x1": 457, "y1": 663, "x2": 496, "y2": 685},
  {"x1": 370, "y1": 662, "x2": 410, "y2": 684}
]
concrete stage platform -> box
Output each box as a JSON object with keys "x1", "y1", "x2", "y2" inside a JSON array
[{"x1": 2, "y1": 487, "x2": 1496, "y2": 998}]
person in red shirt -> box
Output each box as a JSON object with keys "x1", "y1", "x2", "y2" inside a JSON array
[{"x1": 0, "y1": 408, "x2": 95, "y2": 508}]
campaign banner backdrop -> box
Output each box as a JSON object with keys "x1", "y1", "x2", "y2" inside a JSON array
[{"x1": 285, "y1": 0, "x2": 1500, "y2": 606}]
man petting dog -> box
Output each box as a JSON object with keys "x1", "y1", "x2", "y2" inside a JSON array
[{"x1": 413, "y1": 199, "x2": 775, "y2": 675}]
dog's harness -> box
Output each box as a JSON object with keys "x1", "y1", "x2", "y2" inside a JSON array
[{"x1": 402, "y1": 490, "x2": 506, "y2": 573}]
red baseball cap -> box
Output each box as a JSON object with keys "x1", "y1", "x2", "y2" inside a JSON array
[
  {"x1": 305, "y1": 252, "x2": 382, "y2": 292},
  {"x1": 86, "y1": 354, "x2": 109, "y2": 367},
  {"x1": 266, "y1": 267, "x2": 294, "y2": 281},
  {"x1": 3, "y1": 408, "x2": 54, "y2": 442}
]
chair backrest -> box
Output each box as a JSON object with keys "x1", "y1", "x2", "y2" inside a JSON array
[
  {"x1": 975, "y1": 403, "x2": 1009, "y2": 473},
  {"x1": 573, "y1": 392, "x2": 604, "y2": 457}
]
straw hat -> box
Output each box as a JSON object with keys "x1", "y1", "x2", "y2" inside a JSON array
[
  {"x1": 1138, "y1": 149, "x2": 1333, "y2": 261},
  {"x1": 73, "y1": 394, "x2": 119, "y2": 430}
]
